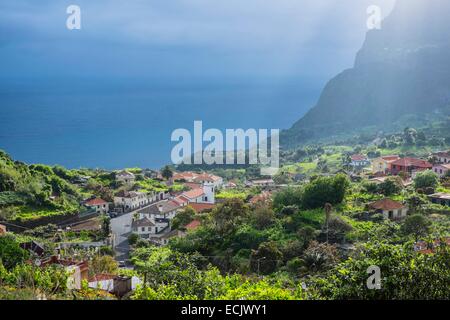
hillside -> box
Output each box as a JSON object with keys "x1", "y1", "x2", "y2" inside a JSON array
[{"x1": 282, "y1": 0, "x2": 450, "y2": 148}]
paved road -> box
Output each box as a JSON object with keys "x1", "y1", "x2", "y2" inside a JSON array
[
  {"x1": 110, "y1": 211, "x2": 134, "y2": 263},
  {"x1": 110, "y1": 201, "x2": 164, "y2": 263}
]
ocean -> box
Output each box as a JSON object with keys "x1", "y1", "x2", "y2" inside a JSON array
[{"x1": 0, "y1": 78, "x2": 320, "y2": 169}]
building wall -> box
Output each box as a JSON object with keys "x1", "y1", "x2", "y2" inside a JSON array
[
  {"x1": 433, "y1": 165, "x2": 449, "y2": 178},
  {"x1": 372, "y1": 159, "x2": 389, "y2": 173},
  {"x1": 382, "y1": 208, "x2": 408, "y2": 220}
]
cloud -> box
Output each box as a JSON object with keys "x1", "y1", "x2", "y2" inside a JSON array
[{"x1": 0, "y1": 0, "x2": 395, "y2": 79}]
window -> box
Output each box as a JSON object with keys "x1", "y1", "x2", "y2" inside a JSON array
[
  {"x1": 388, "y1": 211, "x2": 394, "y2": 219},
  {"x1": 141, "y1": 227, "x2": 145, "y2": 232}
]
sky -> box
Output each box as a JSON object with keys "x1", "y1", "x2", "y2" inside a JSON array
[
  {"x1": 0, "y1": 0, "x2": 395, "y2": 81},
  {"x1": 0, "y1": 0, "x2": 399, "y2": 168}
]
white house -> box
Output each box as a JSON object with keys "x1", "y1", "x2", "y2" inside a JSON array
[
  {"x1": 432, "y1": 163, "x2": 450, "y2": 178},
  {"x1": 113, "y1": 190, "x2": 151, "y2": 212},
  {"x1": 181, "y1": 182, "x2": 215, "y2": 204},
  {"x1": 248, "y1": 179, "x2": 275, "y2": 188},
  {"x1": 432, "y1": 151, "x2": 450, "y2": 164},
  {"x1": 350, "y1": 154, "x2": 371, "y2": 168},
  {"x1": 132, "y1": 216, "x2": 169, "y2": 238},
  {"x1": 116, "y1": 170, "x2": 136, "y2": 184},
  {"x1": 137, "y1": 200, "x2": 184, "y2": 220},
  {"x1": 368, "y1": 198, "x2": 408, "y2": 220}
]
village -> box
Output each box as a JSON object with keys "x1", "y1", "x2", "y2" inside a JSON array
[{"x1": 1, "y1": 146, "x2": 449, "y2": 299}]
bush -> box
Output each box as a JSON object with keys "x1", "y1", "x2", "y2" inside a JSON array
[
  {"x1": 414, "y1": 171, "x2": 439, "y2": 190},
  {"x1": 128, "y1": 233, "x2": 139, "y2": 246}
]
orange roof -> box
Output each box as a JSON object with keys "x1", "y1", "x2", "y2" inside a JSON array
[
  {"x1": 182, "y1": 188, "x2": 205, "y2": 199},
  {"x1": 189, "y1": 203, "x2": 215, "y2": 212},
  {"x1": 185, "y1": 219, "x2": 201, "y2": 231},
  {"x1": 185, "y1": 182, "x2": 202, "y2": 190},
  {"x1": 351, "y1": 154, "x2": 368, "y2": 161},
  {"x1": 85, "y1": 198, "x2": 107, "y2": 206},
  {"x1": 391, "y1": 157, "x2": 432, "y2": 168},
  {"x1": 369, "y1": 198, "x2": 405, "y2": 210}
]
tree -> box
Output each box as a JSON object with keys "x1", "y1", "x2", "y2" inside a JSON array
[
  {"x1": 302, "y1": 174, "x2": 350, "y2": 209},
  {"x1": 250, "y1": 241, "x2": 283, "y2": 275},
  {"x1": 378, "y1": 177, "x2": 402, "y2": 196},
  {"x1": 273, "y1": 187, "x2": 302, "y2": 211},
  {"x1": 414, "y1": 170, "x2": 439, "y2": 191},
  {"x1": 128, "y1": 233, "x2": 139, "y2": 246},
  {"x1": 297, "y1": 226, "x2": 317, "y2": 247},
  {"x1": 101, "y1": 215, "x2": 111, "y2": 238},
  {"x1": 251, "y1": 206, "x2": 275, "y2": 230},
  {"x1": 401, "y1": 214, "x2": 431, "y2": 241},
  {"x1": 171, "y1": 206, "x2": 196, "y2": 230},
  {"x1": 301, "y1": 241, "x2": 338, "y2": 273},
  {"x1": 90, "y1": 255, "x2": 118, "y2": 276},
  {"x1": 0, "y1": 236, "x2": 29, "y2": 270},
  {"x1": 311, "y1": 241, "x2": 450, "y2": 299},
  {"x1": 161, "y1": 166, "x2": 173, "y2": 180},
  {"x1": 211, "y1": 198, "x2": 249, "y2": 236}
]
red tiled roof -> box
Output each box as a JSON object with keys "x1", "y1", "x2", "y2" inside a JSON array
[
  {"x1": 182, "y1": 188, "x2": 205, "y2": 199},
  {"x1": 189, "y1": 203, "x2": 215, "y2": 213},
  {"x1": 369, "y1": 198, "x2": 405, "y2": 210},
  {"x1": 185, "y1": 219, "x2": 201, "y2": 231},
  {"x1": 351, "y1": 154, "x2": 367, "y2": 161},
  {"x1": 185, "y1": 182, "x2": 202, "y2": 190},
  {"x1": 85, "y1": 198, "x2": 107, "y2": 206},
  {"x1": 391, "y1": 157, "x2": 432, "y2": 168}
]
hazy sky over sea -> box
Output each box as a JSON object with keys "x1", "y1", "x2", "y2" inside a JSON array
[
  {"x1": 0, "y1": 0, "x2": 395, "y2": 80},
  {"x1": 0, "y1": 1, "x2": 397, "y2": 168}
]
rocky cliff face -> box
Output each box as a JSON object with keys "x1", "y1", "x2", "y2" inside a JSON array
[{"x1": 283, "y1": 0, "x2": 450, "y2": 147}]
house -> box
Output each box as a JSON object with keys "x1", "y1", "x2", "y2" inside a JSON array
[
  {"x1": 192, "y1": 173, "x2": 223, "y2": 188},
  {"x1": 116, "y1": 170, "x2": 136, "y2": 184},
  {"x1": 368, "y1": 198, "x2": 408, "y2": 220},
  {"x1": 248, "y1": 179, "x2": 275, "y2": 188},
  {"x1": 428, "y1": 193, "x2": 450, "y2": 207},
  {"x1": 0, "y1": 224, "x2": 6, "y2": 236},
  {"x1": 223, "y1": 181, "x2": 237, "y2": 189},
  {"x1": 349, "y1": 154, "x2": 370, "y2": 168},
  {"x1": 432, "y1": 151, "x2": 450, "y2": 164},
  {"x1": 88, "y1": 274, "x2": 142, "y2": 297},
  {"x1": 137, "y1": 200, "x2": 183, "y2": 220},
  {"x1": 131, "y1": 216, "x2": 169, "y2": 238},
  {"x1": 151, "y1": 229, "x2": 186, "y2": 246},
  {"x1": 372, "y1": 155, "x2": 401, "y2": 174},
  {"x1": 432, "y1": 163, "x2": 450, "y2": 178},
  {"x1": 113, "y1": 190, "x2": 151, "y2": 212},
  {"x1": 181, "y1": 182, "x2": 215, "y2": 204},
  {"x1": 173, "y1": 171, "x2": 224, "y2": 188},
  {"x1": 85, "y1": 198, "x2": 109, "y2": 214},
  {"x1": 390, "y1": 157, "x2": 432, "y2": 176}
]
